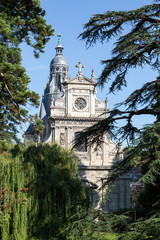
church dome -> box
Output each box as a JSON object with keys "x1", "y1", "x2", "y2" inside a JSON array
[
  {"x1": 50, "y1": 41, "x2": 68, "y2": 67},
  {"x1": 51, "y1": 54, "x2": 68, "y2": 66}
]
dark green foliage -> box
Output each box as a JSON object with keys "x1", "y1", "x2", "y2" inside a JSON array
[
  {"x1": 80, "y1": 1, "x2": 160, "y2": 90},
  {"x1": 66, "y1": 206, "x2": 160, "y2": 240},
  {"x1": 87, "y1": 122, "x2": 160, "y2": 240},
  {"x1": 118, "y1": 211, "x2": 160, "y2": 240},
  {"x1": 99, "y1": 122, "x2": 160, "y2": 240},
  {"x1": 102, "y1": 122, "x2": 160, "y2": 189},
  {"x1": 65, "y1": 207, "x2": 97, "y2": 239},
  {"x1": 32, "y1": 114, "x2": 45, "y2": 137},
  {"x1": 65, "y1": 207, "x2": 131, "y2": 240},
  {"x1": 76, "y1": 0, "x2": 160, "y2": 145},
  {"x1": 0, "y1": 0, "x2": 54, "y2": 141},
  {"x1": 0, "y1": 142, "x2": 91, "y2": 239},
  {"x1": 27, "y1": 114, "x2": 45, "y2": 142},
  {"x1": 24, "y1": 143, "x2": 91, "y2": 239},
  {"x1": 0, "y1": 0, "x2": 54, "y2": 57}
]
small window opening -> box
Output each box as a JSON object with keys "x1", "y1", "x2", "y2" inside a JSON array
[{"x1": 75, "y1": 132, "x2": 87, "y2": 152}]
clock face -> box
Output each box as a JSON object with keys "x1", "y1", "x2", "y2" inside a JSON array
[{"x1": 75, "y1": 97, "x2": 87, "y2": 110}]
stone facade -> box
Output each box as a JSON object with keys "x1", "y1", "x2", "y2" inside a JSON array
[{"x1": 25, "y1": 39, "x2": 131, "y2": 212}]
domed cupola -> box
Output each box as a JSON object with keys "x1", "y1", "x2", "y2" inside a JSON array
[
  {"x1": 39, "y1": 34, "x2": 69, "y2": 122},
  {"x1": 49, "y1": 33, "x2": 69, "y2": 95}
]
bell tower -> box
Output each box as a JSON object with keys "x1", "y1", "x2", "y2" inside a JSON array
[{"x1": 39, "y1": 34, "x2": 69, "y2": 122}]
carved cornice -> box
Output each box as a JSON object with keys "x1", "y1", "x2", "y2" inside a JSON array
[
  {"x1": 78, "y1": 166, "x2": 113, "y2": 170},
  {"x1": 50, "y1": 116, "x2": 105, "y2": 122}
]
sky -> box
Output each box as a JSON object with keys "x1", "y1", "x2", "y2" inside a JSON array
[{"x1": 21, "y1": 0, "x2": 156, "y2": 140}]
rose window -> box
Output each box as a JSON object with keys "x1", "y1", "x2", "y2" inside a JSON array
[{"x1": 75, "y1": 98, "x2": 87, "y2": 110}]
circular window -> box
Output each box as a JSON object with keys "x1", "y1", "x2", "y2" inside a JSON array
[
  {"x1": 75, "y1": 98, "x2": 87, "y2": 110},
  {"x1": 56, "y1": 67, "x2": 59, "y2": 71}
]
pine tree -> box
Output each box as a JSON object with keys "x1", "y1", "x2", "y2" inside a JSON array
[
  {"x1": 0, "y1": 0, "x2": 54, "y2": 141},
  {"x1": 77, "y1": 0, "x2": 160, "y2": 196},
  {"x1": 74, "y1": 2, "x2": 160, "y2": 238},
  {"x1": 76, "y1": 0, "x2": 160, "y2": 146}
]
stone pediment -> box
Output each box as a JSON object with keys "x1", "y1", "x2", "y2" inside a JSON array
[{"x1": 65, "y1": 73, "x2": 96, "y2": 85}]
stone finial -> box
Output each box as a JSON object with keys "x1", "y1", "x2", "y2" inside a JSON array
[
  {"x1": 105, "y1": 97, "x2": 108, "y2": 108},
  {"x1": 91, "y1": 69, "x2": 95, "y2": 81},
  {"x1": 75, "y1": 61, "x2": 84, "y2": 74}
]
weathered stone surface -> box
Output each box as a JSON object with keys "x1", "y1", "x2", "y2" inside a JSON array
[{"x1": 25, "y1": 40, "x2": 131, "y2": 212}]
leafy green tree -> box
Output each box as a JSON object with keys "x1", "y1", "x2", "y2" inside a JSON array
[
  {"x1": 0, "y1": 0, "x2": 54, "y2": 142},
  {"x1": 24, "y1": 143, "x2": 91, "y2": 239},
  {"x1": 0, "y1": 142, "x2": 28, "y2": 240},
  {"x1": 0, "y1": 142, "x2": 91, "y2": 240},
  {"x1": 76, "y1": 0, "x2": 160, "y2": 146}
]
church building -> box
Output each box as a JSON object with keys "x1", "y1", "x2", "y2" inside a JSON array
[{"x1": 25, "y1": 36, "x2": 131, "y2": 212}]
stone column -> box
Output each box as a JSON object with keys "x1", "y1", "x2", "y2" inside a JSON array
[
  {"x1": 67, "y1": 89, "x2": 72, "y2": 116},
  {"x1": 90, "y1": 89, "x2": 95, "y2": 116}
]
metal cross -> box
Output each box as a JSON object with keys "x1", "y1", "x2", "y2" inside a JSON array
[
  {"x1": 75, "y1": 62, "x2": 84, "y2": 73},
  {"x1": 57, "y1": 33, "x2": 62, "y2": 44}
]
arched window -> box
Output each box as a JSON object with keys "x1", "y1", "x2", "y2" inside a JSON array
[
  {"x1": 56, "y1": 73, "x2": 61, "y2": 85},
  {"x1": 55, "y1": 73, "x2": 61, "y2": 91}
]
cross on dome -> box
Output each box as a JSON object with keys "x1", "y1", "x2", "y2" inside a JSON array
[
  {"x1": 75, "y1": 62, "x2": 84, "y2": 73},
  {"x1": 57, "y1": 33, "x2": 62, "y2": 44}
]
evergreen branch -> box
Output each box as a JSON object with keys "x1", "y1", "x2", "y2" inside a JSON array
[
  {"x1": 79, "y1": 3, "x2": 160, "y2": 92},
  {"x1": 102, "y1": 122, "x2": 160, "y2": 190},
  {"x1": 73, "y1": 108, "x2": 159, "y2": 149},
  {"x1": 79, "y1": 4, "x2": 160, "y2": 45},
  {"x1": 118, "y1": 78, "x2": 160, "y2": 110}
]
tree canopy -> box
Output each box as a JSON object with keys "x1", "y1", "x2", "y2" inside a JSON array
[
  {"x1": 73, "y1": 2, "x2": 160, "y2": 239},
  {"x1": 0, "y1": 0, "x2": 54, "y2": 142},
  {"x1": 76, "y1": 0, "x2": 160, "y2": 146},
  {"x1": 0, "y1": 142, "x2": 91, "y2": 240}
]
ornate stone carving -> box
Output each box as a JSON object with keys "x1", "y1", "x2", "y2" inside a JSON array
[
  {"x1": 78, "y1": 74, "x2": 85, "y2": 82},
  {"x1": 75, "y1": 97, "x2": 87, "y2": 110}
]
